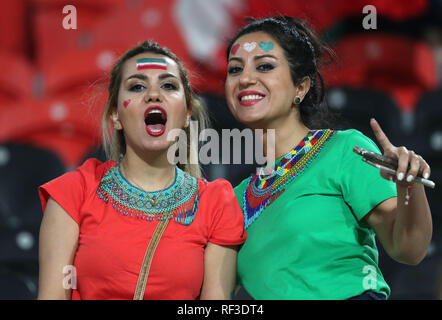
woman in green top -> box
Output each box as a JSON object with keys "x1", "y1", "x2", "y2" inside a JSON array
[{"x1": 224, "y1": 16, "x2": 433, "y2": 299}]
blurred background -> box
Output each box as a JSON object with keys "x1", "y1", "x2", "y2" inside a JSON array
[{"x1": 0, "y1": 0, "x2": 441, "y2": 299}]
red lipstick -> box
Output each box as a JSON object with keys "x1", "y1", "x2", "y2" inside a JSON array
[
  {"x1": 144, "y1": 105, "x2": 167, "y2": 137},
  {"x1": 237, "y1": 90, "x2": 265, "y2": 107}
]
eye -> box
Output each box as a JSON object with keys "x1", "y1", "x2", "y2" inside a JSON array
[
  {"x1": 129, "y1": 84, "x2": 145, "y2": 92},
  {"x1": 161, "y1": 82, "x2": 178, "y2": 91},
  {"x1": 227, "y1": 65, "x2": 243, "y2": 75},
  {"x1": 257, "y1": 63, "x2": 275, "y2": 72}
]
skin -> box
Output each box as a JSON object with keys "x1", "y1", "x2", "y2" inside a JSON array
[
  {"x1": 38, "y1": 53, "x2": 238, "y2": 299},
  {"x1": 225, "y1": 31, "x2": 432, "y2": 266}
]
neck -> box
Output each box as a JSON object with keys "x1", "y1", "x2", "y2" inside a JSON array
[
  {"x1": 119, "y1": 149, "x2": 176, "y2": 192},
  {"x1": 257, "y1": 114, "x2": 310, "y2": 163}
]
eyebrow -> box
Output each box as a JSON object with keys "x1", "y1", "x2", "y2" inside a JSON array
[
  {"x1": 228, "y1": 54, "x2": 278, "y2": 63},
  {"x1": 125, "y1": 73, "x2": 179, "y2": 82}
]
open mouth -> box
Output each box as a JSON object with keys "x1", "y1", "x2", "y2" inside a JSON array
[{"x1": 144, "y1": 106, "x2": 167, "y2": 136}]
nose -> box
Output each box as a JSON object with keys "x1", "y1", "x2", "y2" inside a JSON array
[
  {"x1": 144, "y1": 85, "x2": 162, "y2": 103},
  {"x1": 239, "y1": 65, "x2": 257, "y2": 88}
]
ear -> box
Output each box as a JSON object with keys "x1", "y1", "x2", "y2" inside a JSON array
[
  {"x1": 294, "y1": 76, "x2": 311, "y2": 104},
  {"x1": 111, "y1": 110, "x2": 123, "y2": 130}
]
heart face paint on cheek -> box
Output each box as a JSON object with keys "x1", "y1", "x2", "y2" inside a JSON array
[
  {"x1": 123, "y1": 99, "x2": 131, "y2": 108},
  {"x1": 231, "y1": 43, "x2": 240, "y2": 55}
]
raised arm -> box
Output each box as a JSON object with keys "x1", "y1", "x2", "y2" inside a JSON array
[
  {"x1": 365, "y1": 119, "x2": 432, "y2": 265},
  {"x1": 38, "y1": 197, "x2": 79, "y2": 299}
]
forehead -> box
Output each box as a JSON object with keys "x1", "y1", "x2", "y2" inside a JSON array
[
  {"x1": 230, "y1": 31, "x2": 282, "y2": 57},
  {"x1": 122, "y1": 53, "x2": 180, "y2": 77}
]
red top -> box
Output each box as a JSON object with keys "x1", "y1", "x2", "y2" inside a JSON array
[{"x1": 39, "y1": 159, "x2": 247, "y2": 300}]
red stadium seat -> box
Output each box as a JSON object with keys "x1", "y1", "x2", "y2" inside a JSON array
[
  {"x1": 32, "y1": 8, "x2": 103, "y2": 68},
  {"x1": 322, "y1": 34, "x2": 437, "y2": 112},
  {"x1": 0, "y1": 91, "x2": 107, "y2": 168},
  {"x1": 92, "y1": 0, "x2": 202, "y2": 88},
  {"x1": 40, "y1": 45, "x2": 126, "y2": 95},
  {"x1": 243, "y1": 0, "x2": 428, "y2": 32},
  {"x1": 0, "y1": 50, "x2": 34, "y2": 102},
  {"x1": 31, "y1": 0, "x2": 126, "y2": 11},
  {"x1": 0, "y1": 0, "x2": 27, "y2": 55}
]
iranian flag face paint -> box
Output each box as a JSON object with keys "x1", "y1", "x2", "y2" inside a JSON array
[{"x1": 136, "y1": 58, "x2": 167, "y2": 70}]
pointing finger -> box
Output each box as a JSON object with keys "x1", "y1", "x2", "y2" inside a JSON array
[{"x1": 370, "y1": 118, "x2": 393, "y2": 151}]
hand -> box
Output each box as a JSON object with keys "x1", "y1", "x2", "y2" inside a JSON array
[{"x1": 369, "y1": 118, "x2": 431, "y2": 185}]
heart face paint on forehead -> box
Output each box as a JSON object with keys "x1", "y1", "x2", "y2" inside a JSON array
[
  {"x1": 231, "y1": 43, "x2": 240, "y2": 55},
  {"x1": 243, "y1": 42, "x2": 257, "y2": 52},
  {"x1": 259, "y1": 41, "x2": 274, "y2": 52},
  {"x1": 136, "y1": 58, "x2": 167, "y2": 70}
]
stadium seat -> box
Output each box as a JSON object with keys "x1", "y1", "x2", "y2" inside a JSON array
[
  {"x1": 325, "y1": 87, "x2": 402, "y2": 147},
  {"x1": 322, "y1": 34, "x2": 437, "y2": 112},
  {"x1": 0, "y1": 143, "x2": 66, "y2": 226},
  {"x1": 413, "y1": 89, "x2": 442, "y2": 160},
  {"x1": 33, "y1": 8, "x2": 103, "y2": 69},
  {"x1": 0, "y1": 92, "x2": 106, "y2": 168},
  {"x1": 0, "y1": 143, "x2": 65, "y2": 284},
  {"x1": 31, "y1": 0, "x2": 126, "y2": 11},
  {"x1": 0, "y1": 267, "x2": 38, "y2": 299},
  {"x1": 92, "y1": 1, "x2": 204, "y2": 88},
  {"x1": 243, "y1": 0, "x2": 428, "y2": 33},
  {"x1": 40, "y1": 45, "x2": 124, "y2": 95},
  {"x1": 0, "y1": 50, "x2": 34, "y2": 102},
  {"x1": 388, "y1": 253, "x2": 442, "y2": 299},
  {"x1": 81, "y1": 145, "x2": 107, "y2": 164},
  {"x1": 0, "y1": 0, "x2": 27, "y2": 55}
]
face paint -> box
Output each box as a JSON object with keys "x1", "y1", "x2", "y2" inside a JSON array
[
  {"x1": 259, "y1": 41, "x2": 274, "y2": 52},
  {"x1": 231, "y1": 43, "x2": 240, "y2": 55},
  {"x1": 123, "y1": 99, "x2": 131, "y2": 108},
  {"x1": 243, "y1": 42, "x2": 257, "y2": 52},
  {"x1": 136, "y1": 58, "x2": 167, "y2": 70}
]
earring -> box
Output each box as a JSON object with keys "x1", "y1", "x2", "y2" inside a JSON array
[
  {"x1": 294, "y1": 97, "x2": 301, "y2": 104},
  {"x1": 114, "y1": 121, "x2": 122, "y2": 130}
]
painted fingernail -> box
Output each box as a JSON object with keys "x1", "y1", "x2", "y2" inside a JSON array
[
  {"x1": 406, "y1": 175, "x2": 414, "y2": 183},
  {"x1": 397, "y1": 172, "x2": 404, "y2": 181},
  {"x1": 424, "y1": 172, "x2": 429, "y2": 179}
]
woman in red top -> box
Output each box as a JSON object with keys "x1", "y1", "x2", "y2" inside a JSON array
[{"x1": 37, "y1": 40, "x2": 247, "y2": 300}]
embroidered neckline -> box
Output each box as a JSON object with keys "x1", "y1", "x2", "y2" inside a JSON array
[
  {"x1": 243, "y1": 129, "x2": 335, "y2": 229},
  {"x1": 96, "y1": 164, "x2": 199, "y2": 225}
]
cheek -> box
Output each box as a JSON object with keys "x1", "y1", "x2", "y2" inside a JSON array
[
  {"x1": 123, "y1": 99, "x2": 131, "y2": 108},
  {"x1": 225, "y1": 81, "x2": 235, "y2": 102}
]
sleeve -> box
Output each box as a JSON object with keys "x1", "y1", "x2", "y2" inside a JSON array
[
  {"x1": 339, "y1": 130, "x2": 397, "y2": 221},
  {"x1": 206, "y1": 179, "x2": 247, "y2": 246},
  {"x1": 38, "y1": 161, "x2": 91, "y2": 225}
]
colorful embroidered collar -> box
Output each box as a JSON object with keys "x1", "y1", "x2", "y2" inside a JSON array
[
  {"x1": 97, "y1": 164, "x2": 199, "y2": 225},
  {"x1": 243, "y1": 129, "x2": 335, "y2": 229}
]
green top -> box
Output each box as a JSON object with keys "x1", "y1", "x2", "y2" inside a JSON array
[{"x1": 234, "y1": 129, "x2": 397, "y2": 299}]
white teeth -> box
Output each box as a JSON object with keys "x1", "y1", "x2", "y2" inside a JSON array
[
  {"x1": 240, "y1": 95, "x2": 264, "y2": 101},
  {"x1": 148, "y1": 109, "x2": 163, "y2": 115}
]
